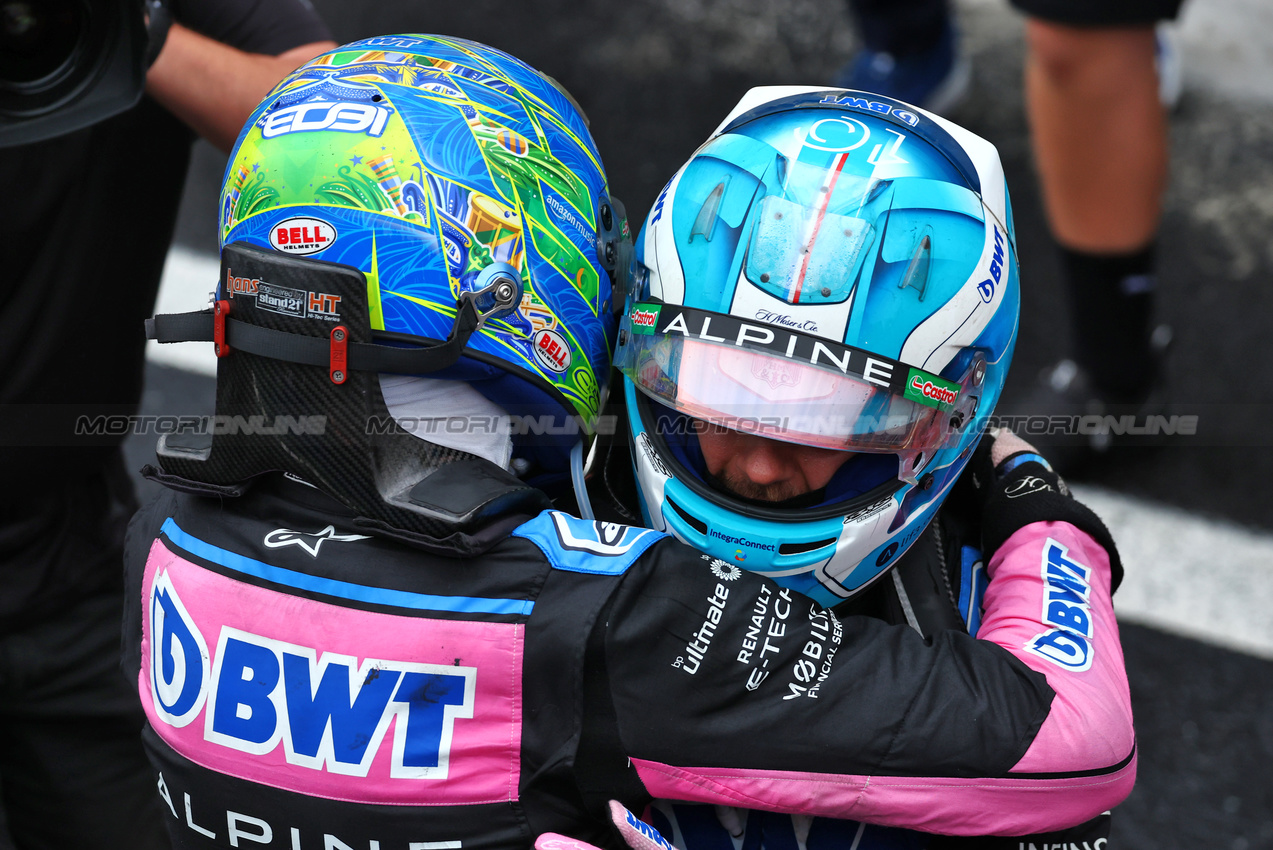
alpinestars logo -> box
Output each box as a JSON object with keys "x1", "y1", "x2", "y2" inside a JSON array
[
  {"x1": 263, "y1": 526, "x2": 372, "y2": 557},
  {"x1": 709, "y1": 558, "x2": 742, "y2": 581}
]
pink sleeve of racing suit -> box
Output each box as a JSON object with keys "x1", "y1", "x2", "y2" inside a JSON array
[
  {"x1": 618, "y1": 520, "x2": 1134, "y2": 836},
  {"x1": 985, "y1": 521, "x2": 1135, "y2": 777},
  {"x1": 835, "y1": 521, "x2": 1135, "y2": 833}
]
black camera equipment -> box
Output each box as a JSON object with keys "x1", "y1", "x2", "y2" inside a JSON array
[{"x1": 0, "y1": 0, "x2": 168, "y2": 147}]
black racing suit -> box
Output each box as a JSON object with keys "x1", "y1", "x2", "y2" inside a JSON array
[
  {"x1": 637, "y1": 514, "x2": 1115, "y2": 850},
  {"x1": 124, "y1": 467, "x2": 1133, "y2": 850},
  {"x1": 589, "y1": 430, "x2": 1120, "y2": 849}
]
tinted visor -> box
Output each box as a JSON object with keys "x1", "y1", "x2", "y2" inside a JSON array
[{"x1": 617, "y1": 303, "x2": 962, "y2": 454}]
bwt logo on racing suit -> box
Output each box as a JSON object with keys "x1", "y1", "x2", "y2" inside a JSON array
[
  {"x1": 149, "y1": 570, "x2": 476, "y2": 779},
  {"x1": 1024, "y1": 539, "x2": 1095, "y2": 673}
]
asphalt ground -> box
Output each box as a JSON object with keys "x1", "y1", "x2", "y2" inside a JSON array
[{"x1": 150, "y1": 0, "x2": 1273, "y2": 845}]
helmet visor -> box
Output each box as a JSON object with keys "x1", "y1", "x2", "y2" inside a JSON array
[{"x1": 617, "y1": 303, "x2": 963, "y2": 453}]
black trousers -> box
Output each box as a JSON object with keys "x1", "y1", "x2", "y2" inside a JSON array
[
  {"x1": 0, "y1": 455, "x2": 168, "y2": 850},
  {"x1": 845, "y1": 0, "x2": 1182, "y2": 59}
]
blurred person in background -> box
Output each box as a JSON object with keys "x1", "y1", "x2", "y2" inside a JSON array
[
  {"x1": 837, "y1": 0, "x2": 1183, "y2": 470},
  {"x1": 835, "y1": 0, "x2": 970, "y2": 114},
  {"x1": 0, "y1": 2, "x2": 333, "y2": 846},
  {"x1": 1020, "y1": 3, "x2": 1180, "y2": 468}
]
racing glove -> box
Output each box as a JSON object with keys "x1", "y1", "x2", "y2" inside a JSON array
[
  {"x1": 534, "y1": 801, "x2": 676, "y2": 850},
  {"x1": 960, "y1": 429, "x2": 1123, "y2": 591}
]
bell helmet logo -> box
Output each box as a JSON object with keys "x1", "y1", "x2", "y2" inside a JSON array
[
  {"x1": 149, "y1": 570, "x2": 210, "y2": 728},
  {"x1": 533, "y1": 329, "x2": 571, "y2": 374},
  {"x1": 270, "y1": 217, "x2": 337, "y2": 255}
]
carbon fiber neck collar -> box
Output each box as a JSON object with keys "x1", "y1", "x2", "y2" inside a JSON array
[{"x1": 150, "y1": 242, "x2": 547, "y2": 541}]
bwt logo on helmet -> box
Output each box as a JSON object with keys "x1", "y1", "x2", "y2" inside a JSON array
[
  {"x1": 270, "y1": 217, "x2": 336, "y2": 255},
  {"x1": 817, "y1": 94, "x2": 920, "y2": 127},
  {"x1": 260, "y1": 101, "x2": 393, "y2": 140},
  {"x1": 357, "y1": 36, "x2": 426, "y2": 48},
  {"x1": 1025, "y1": 539, "x2": 1096, "y2": 673},
  {"x1": 533, "y1": 329, "x2": 571, "y2": 373},
  {"x1": 148, "y1": 571, "x2": 477, "y2": 779},
  {"x1": 648, "y1": 178, "x2": 672, "y2": 226},
  {"x1": 977, "y1": 224, "x2": 1006, "y2": 303}
]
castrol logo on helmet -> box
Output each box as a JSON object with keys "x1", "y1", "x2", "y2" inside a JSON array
[
  {"x1": 270, "y1": 217, "x2": 337, "y2": 255},
  {"x1": 629, "y1": 304, "x2": 661, "y2": 334},
  {"x1": 911, "y1": 376, "x2": 957, "y2": 404},
  {"x1": 905, "y1": 369, "x2": 960, "y2": 409},
  {"x1": 533, "y1": 329, "x2": 571, "y2": 373}
]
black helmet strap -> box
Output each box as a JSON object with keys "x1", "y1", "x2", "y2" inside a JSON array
[{"x1": 147, "y1": 242, "x2": 522, "y2": 384}]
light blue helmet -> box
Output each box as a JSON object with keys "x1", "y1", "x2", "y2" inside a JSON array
[{"x1": 615, "y1": 87, "x2": 1020, "y2": 606}]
